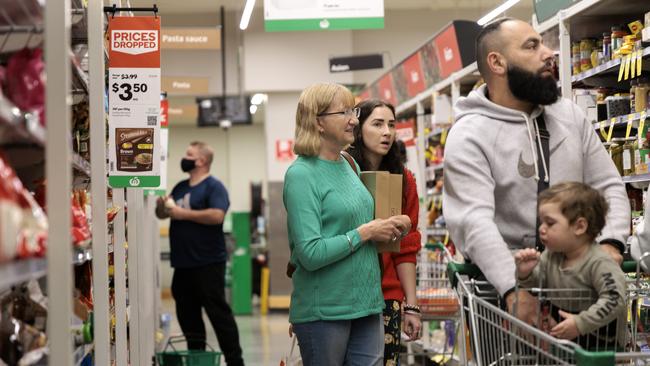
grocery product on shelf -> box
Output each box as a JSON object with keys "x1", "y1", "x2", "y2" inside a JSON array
[
  {"x1": 0, "y1": 152, "x2": 48, "y2": 263},
  {"x1": 4, "y1": 48, "x2": 45, "y2": 127}
]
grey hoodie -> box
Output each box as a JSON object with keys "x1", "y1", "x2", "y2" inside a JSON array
[{"x1": 443, "y1": 84, "x2": 630, "y2": 295}]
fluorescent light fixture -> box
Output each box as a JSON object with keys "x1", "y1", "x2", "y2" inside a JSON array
[
  {"x1": 250, "y1": 105, "x2": 258, "y2": 114},
  {"x1": 251, "y1": 93, "x2": 267, "y2": 105},
  {"x1": 239, "y1": 0, "x2": 256, "y2": 30},
  {"x1": 477, "y1": 0, "x2": 521, "y2": 26}
]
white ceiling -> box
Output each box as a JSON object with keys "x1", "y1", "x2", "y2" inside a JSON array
[{"x1": 128, "y1": 0, "x2": 532, "y2": 15}]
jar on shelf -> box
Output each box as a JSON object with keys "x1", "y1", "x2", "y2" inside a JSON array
[
  {"x1": 572, "y1": 42, "x2": 581, "y2": 75},
  {"x1": 580, "y1": 38, "x2": 595, "y2": 72},
  {"x1": 610, "y1": 138, "x2": 625, "y2": 175},
  {"x1": 635, "y1": 78, "x2": 650, "y2": 113},
  {"x1": 602, "y1": 32, "x2": 612, "y2": 62},
  {"x1": 591, "y1": 40, "x2": 602, "y2": 68},
  {"x1": 611, "y1": 26, "x2": 628, "y2": 58},
  {"x1": 623, "y1": 137, "x2": 637, "y2": 176}
]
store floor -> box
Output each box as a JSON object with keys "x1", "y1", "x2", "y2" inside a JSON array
[{"x1": 162, "y1": 298, "x2": 292, "y2": 365}]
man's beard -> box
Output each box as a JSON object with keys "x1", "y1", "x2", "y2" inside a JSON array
[{"x1": 507, "y1": 63, "x2": 559, "y2": 105}]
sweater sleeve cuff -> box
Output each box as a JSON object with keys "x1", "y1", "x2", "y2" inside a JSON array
[
  {"x1": 346, "y1": 229, "x2": 363, "y2": 251},
  {"x1": 393, "y1": 253, "x2": 417, "y2": 265}
]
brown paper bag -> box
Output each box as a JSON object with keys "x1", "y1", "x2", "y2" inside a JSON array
[{"x1": 360, "y1": 171, "x2": 403, "y2": 252}]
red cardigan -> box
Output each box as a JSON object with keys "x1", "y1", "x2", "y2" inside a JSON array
[{"x1": 382, "y1": 168, "x2": 422, "y2": 301}]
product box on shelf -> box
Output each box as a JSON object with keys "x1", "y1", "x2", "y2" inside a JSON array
[
  {"x1": 360, "y1": 171, "x2": 403, "y2": 253},
  {"x1": 574, "y1": 89, "x2": 598, "y2": 123}
]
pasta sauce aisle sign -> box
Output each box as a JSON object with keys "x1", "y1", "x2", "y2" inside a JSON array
[{"x1": 108, "y1": 16, "x2": 161, "y2": 188}]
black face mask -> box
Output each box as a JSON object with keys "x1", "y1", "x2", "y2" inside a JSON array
[
  {"x1": 507, "y1": 63, "x2": 559, "y2": 106},
  {"x1": 181, "y1": 158, "x2": 196, "y2": 172}
]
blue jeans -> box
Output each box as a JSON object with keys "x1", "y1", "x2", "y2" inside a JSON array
[{"x1": 292, "y1": 314, "x2": 384, "y2": 366}]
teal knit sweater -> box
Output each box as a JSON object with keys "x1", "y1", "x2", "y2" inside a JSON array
[{"x1": 283, "y1": 155, "x2": 384, "y2": 324}]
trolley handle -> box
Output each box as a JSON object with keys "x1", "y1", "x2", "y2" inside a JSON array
[
  {"x1": 447, "y1": 261, "x2": 482, "y2": 289},
  {"x1": 621, "y1": 260, "x2": 639, "y2": 274}
]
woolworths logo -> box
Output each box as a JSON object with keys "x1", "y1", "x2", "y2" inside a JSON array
[{"x1": 129, "y1": 177, "x2": 141, "y2": 186}]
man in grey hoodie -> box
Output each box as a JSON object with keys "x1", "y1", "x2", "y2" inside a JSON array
[{"x1": 443, "y1": 18, "x2": 630, "y2": 324}]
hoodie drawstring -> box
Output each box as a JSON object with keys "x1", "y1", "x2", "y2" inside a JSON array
[
  {"x1": 533, "y1": 116, "x2": 550, "y2": 184},
  {"x1": 523, "y1": 114, "x2": 541, "y2": 182}
]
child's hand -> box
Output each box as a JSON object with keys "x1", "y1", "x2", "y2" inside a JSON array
[
  {"x1": 550, "y1": 310, "x2": 580, "y2": 340},
  {"x1": 514, "y1": 248, "x2": 540, "y2": 279}
]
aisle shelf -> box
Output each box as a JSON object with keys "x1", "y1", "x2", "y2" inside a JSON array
[
  {"x1": 0, "y1": 258, "x2": 47, "y2": 292},
  {"x1": 623, "y1": 173, "x2": 650, "y2": 184},
  {"x1": 593, "y1": 110, "x2": 649, "y2": 130},
  {"x1": 536, "y1": 0, "x2": 650, "y2": 36},
  {"x1": 572, "y1": 47, "x2": 650, "y2": 85},
  {"x1": 426, "y1": 227, "x2": 448, "y2": 237},
  {"x1": 73, "y1": 343, "x2": 93, "y2": 366}
]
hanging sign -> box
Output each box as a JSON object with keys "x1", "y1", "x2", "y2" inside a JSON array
[
  {"x1": 108, "y1": 16, "x2": 162, "y2": 188},
  {"x1": 264, "y1": 0, "x2": 384, "y2": 32}
]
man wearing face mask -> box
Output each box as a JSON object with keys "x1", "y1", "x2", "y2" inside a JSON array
[
  {"x1": 156, "y1": 141, "x2": 244, "y2": 366},
  {"x1": 443, "y1": 18, "x2": 630, "y2": 325}
]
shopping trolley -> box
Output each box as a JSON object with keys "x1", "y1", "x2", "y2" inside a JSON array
[
  {"x1": 447, "y1": 253, "x2": 650, "y2": 366},
  {"x1": 402, "y1": 242, "x2": 461, "y2": 365}
]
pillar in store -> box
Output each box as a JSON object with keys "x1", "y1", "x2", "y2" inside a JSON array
[{"x1": 231, "y1": 211, "x2": 252, "y2": 315}]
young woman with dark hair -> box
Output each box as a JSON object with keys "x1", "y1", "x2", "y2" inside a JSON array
[{"x1": 347, "y1": 99, "x2": 422, "y2": 365}]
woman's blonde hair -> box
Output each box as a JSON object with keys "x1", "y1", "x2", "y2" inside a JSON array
[{"x1": 294, "y1": 83, "x2": 355, "y2": 156}]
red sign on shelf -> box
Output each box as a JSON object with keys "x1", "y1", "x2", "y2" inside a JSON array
[
  {"x1": 377, "y1": 73, "x2": 397, "y2": 105},
  {"x1": 396, "y1": 120, "x2": 416, "y2": 147},
  {"x1": 434, "y1": 24, "x2": 463, "y2": 79},
  {"x1": 403, "y1": 53, "x2": 425, "y2": 97},
  {"x1": 276, "y1": 139, "x2": 295, "y2": 162}
]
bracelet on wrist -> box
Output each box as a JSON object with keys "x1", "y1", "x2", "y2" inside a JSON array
[
  {"x1": 403, "y1": 304, "x2": 420, "y2": 313},
  {"x1": 404, "y1": 310, "x2": 422, "y2": 317}
]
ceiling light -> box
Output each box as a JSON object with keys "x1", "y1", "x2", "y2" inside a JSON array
[
  {"x1": 477, "y1": 0, "x2": 521, "y2": 26},
  {"x1": 251, "y1": 93, "x2": 267, "y2": 105},
  {"x1": 250, "y1": 105, "x2": 258, "y2": 114},
  {"x1": 239, "y1": 0, "x2": 256, "y2": 30}
]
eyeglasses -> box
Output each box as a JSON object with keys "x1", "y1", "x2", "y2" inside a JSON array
[{"x1": 317, "y1": 107, "x2": 360, "y2": 118}]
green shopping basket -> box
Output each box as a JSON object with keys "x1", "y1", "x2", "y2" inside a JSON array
[{"x1": 156, "y1": 335, "x2": 222, "y2": 366}]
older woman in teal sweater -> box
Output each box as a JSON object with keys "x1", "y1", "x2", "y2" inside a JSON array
[{"x1": 284, "y1": 82, "x2": 411, "y2": 366}]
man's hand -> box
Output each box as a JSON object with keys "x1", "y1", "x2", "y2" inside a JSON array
[
  {"x1": 505, "y1": 290, "x2": 539, "y2": 326},
  {"x1": 550, "y1": 310, "x2": 580, "y2": 340},
  {"x1": 514, "y1": 249, "x2": 540, "y2": 280},
  {"x1": 167, "y1": 206, "x2": 188, "y2": 221},
  {"x1": 600, "y1": 243, "x2": 623, "y2": 265}
]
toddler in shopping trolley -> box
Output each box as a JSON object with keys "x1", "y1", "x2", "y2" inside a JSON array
[{"x1": 515, "y1": 182, "x2": 627, "y2": 350}]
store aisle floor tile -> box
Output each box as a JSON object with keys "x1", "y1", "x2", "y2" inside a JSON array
[{"x1": 161, "y1": 298, "x2": 292, "y2": 365}]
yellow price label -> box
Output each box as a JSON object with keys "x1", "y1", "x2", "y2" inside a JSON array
[
  {"x1": 600, "y1": 120, "x2": 607, "y2": 140},
  {"x1": 624, "y1": 55, "x2": 632, "y2": 80},
  {"x1": 607, "y1": 121, "x2": 615, "y2": 142},
  {"x1": 618, "y1": 58, "x2": 625, "y2": 82},
  {"x1": 619, "y1": 57, "x2": 626, "y2": 82},
  {"x1": 640, "y1": 118, "x2": 647, "y2": 138},
  {"x1": 441, "y1": 128, "x2": 448, "y2": 146},
  {"x1": 631, "y1": 52, "x2": 637, "y2": 78},
  {"x1": 626, "y1": 115, "x2": 634, "y2": 139},
  {"x1": 639, "y1": 51, "x2": 644, "y2": 76},
  {"x1": 642, "y1": 111, "x2": 648, "y2": 120},
  {"x1": 443, "y1": 231, "x2": 449, "y2": 246}
]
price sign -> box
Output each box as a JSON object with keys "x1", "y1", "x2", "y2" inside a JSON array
[
  {"x1": 626, "y1": 114, "x2": 634, "y2": 139},
  {"x1": 107, "y1": 16, "x2": 161, "y2": 188}
]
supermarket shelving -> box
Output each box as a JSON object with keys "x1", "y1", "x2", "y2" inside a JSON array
[{"x1": 0, "y1": 258, "x2": 47, "y2": 292}]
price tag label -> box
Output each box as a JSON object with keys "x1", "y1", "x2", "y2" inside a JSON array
[
  {"x1": 640, "y1": 118, "x2": 647, "y2": 140},
  {"x1": 619, "y1": 57, "x2": 626, "y2": 82},
  {"x1": 631, "y1": 51, "x2": 637, "y2": 78},
  {"x1": 107, "y1": 16, "x2": 161, "y2": 188},
  {"x1": 624, "y1": 55, "x2": 632, "y2": 80},
  {"x1": 441, "y1": 128, "x2": 448, "y2": 146},
  {"x1": 626, "y1": 114, "x2": 634, "y2": 139},
  {"x1": 639, "y1": 51, "x2": 644, "y2": 76},
  {"x1": 600, "y1": 120, "x2": 607, "y2": 140},
  {"x1": 607, "y1": 119, "x2": 615, "y2": 142}
]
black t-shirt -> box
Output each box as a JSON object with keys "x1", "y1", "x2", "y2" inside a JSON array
[{"x1": 169, "y1": 176, "x2": 229, "y2": 268}]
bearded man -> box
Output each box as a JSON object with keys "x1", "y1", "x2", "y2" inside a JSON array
[{"x1": 443, "y1": 18, "x2": 630, "y2": 324}]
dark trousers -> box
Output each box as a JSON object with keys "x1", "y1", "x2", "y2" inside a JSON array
[{"x1": 171, "y1": 262, "x2": 244, "y2": 366}]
